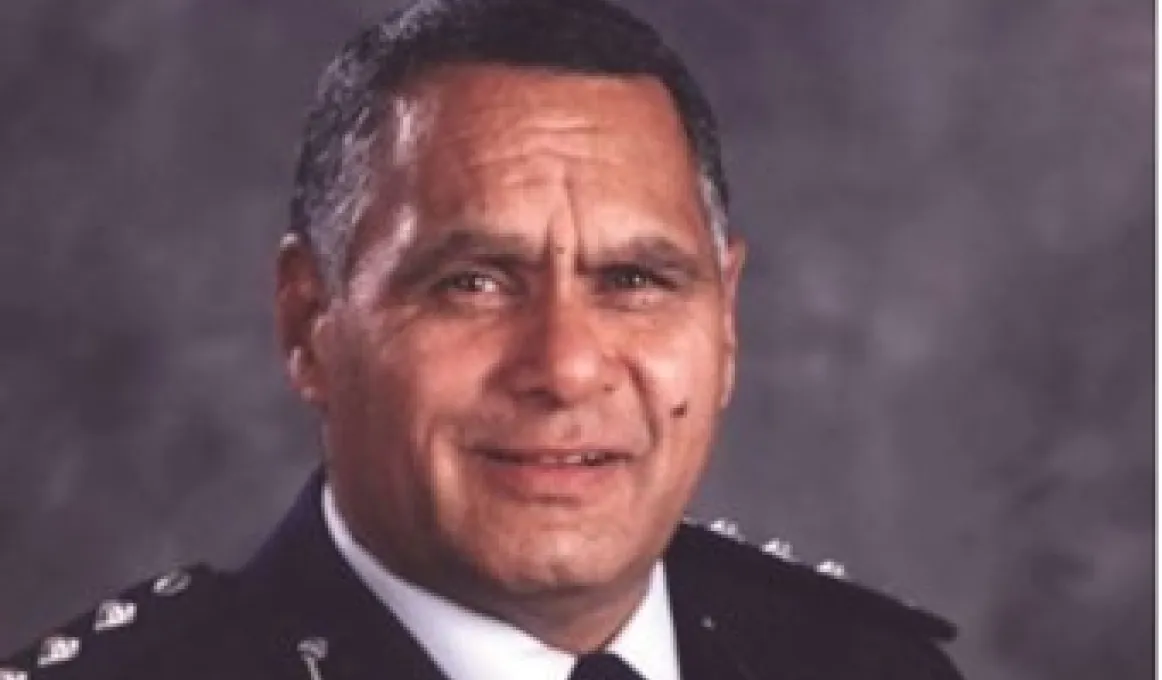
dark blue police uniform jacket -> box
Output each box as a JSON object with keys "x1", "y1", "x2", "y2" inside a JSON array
[{"x1": 1, "y1": 470, "x2": 965, "y2": 679}]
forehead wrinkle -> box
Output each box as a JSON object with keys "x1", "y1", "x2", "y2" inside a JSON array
[
  {"x1": 548, "y1": 169, "x2": 583, "y2": 267},
  {"x1": 431, "y1": 120, "x2": 636, "y2": 178},
  {"x1": 388, "y1": 65, "x2": 713, "y2": 268},
  {"x1": 418, "y1": 97, "x2": 675, "y2": 170},
  {"x1": 440, "y1": 113, "x2": 605, "y2": 145},
  {"x1": 441, "y1": 151, "x2": 708, "y2": 269},
  {"x1": 400, "y1": 65, "x2": 697, "y2": 171},
  {"x1": 443, "y1": 142, "x2": 697, "y2": 221},
  {"x1": 456, "y1": 146, "x2": 619, "y2": 175}
]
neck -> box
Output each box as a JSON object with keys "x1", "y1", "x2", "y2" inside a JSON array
[
  {"x1": 326, "y1": 484, "x2": 657, "y2": 654},
  {"x1": 473, "y1": 574, "x2": 653, "y2": 653}
]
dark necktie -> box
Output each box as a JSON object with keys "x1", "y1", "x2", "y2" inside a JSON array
[{"x1": 567, "y1": 652, "x2": 647, "y2": 680}]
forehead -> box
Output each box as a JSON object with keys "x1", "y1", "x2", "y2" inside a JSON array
[
  {"x1": 374, "y1": 64, "x2": 707, "y2": 241},
  {"x1": 396, "y1": 63, "x2": 693, "y2": 150}
]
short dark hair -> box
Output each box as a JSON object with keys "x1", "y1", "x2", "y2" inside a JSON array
[{"x1": 289, "y1": 0, "x2": 729, "y2": 287}]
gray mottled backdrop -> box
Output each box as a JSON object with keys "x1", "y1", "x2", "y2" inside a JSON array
[{"x1": 0, "y1": 1, "x2": 1153, "y2": 678}]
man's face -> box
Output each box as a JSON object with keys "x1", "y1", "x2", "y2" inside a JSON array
[{"x1": 282, "y1": 65, "x2": 743, "y2": 615}]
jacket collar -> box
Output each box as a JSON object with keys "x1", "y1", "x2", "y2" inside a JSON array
[
  {"x1": 241, "y1": 469, "x2": 447, "y2": 680},
  {"x1": 240, "y1": 469, "x2": 757, "y2": 680}
]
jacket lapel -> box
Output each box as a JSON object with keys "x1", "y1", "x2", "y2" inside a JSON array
[
  {"x1": 238, "y1": 473, "x2": 819, "y2": 680},
  {"x1": 236, "y1": 469, "x2": 449, "y2": 680},
  {"x1": 665, "y1": 524, "x2": 816, "y2": 680}
]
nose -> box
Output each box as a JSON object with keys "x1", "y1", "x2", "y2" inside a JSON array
[{"x1": 500, "y1": 293, "x2": 614, "y2": 408}]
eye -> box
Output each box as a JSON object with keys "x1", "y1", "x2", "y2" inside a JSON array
[
  {"x1": 599, "y1": 264, "x2": 674, "y2": 292},
  {"x1": 427, "y1": 269, "x2": 520, "y2": 313},
  {"x1": 434, "y1": 271, "x2": 504, "y2": 295}
]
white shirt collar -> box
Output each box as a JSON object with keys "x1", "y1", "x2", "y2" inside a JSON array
[{"x1": 322, "y1": 484, "x2": 682, "y2": 680}]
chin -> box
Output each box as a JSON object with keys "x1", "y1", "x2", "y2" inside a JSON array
[{"x1": 469, "y1": 526, "x2": 645, "y2": 598}]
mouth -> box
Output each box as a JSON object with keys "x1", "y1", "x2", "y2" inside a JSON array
[
  {"x1": 470, "y1": 446, "x2": 635, "y2": 500},
  {"x1": 477, "y1": 449, "x2": 630, "y2": 467}
]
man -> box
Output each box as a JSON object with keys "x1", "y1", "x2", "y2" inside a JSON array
[{"x1": 1, "y1": 0, "x2": 964, "y2": 678}]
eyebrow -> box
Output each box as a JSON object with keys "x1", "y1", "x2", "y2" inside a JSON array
[
  {"x1": 389, "y1": 228, "x2": 713, "y2": 289},
  {"x1": 591, "y1": 235, "x2": 711, "y2": 282},
  {"x1": 389, "y1": 230, "x2": 535, "y2": 289}
]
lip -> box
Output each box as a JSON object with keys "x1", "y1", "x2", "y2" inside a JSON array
[
  {"x1": 471, "y1": 446, "x2": 634, "y2": 500},
  {"x1": 476, "y1": 447, "x2": 634, "y2": 466}
]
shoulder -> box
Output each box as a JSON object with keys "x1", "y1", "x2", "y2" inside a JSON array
[
  {"x1": 668, "y1": 520, "x2": 956, "y2": 640},
  {"x1": 666, "y1": 520, "x2": 964, "y2": 679},
  {"x1": 0, "y1": 566, "x2": 255, "y2": 680}
]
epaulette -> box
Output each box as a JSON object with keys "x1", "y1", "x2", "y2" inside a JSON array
[
  {"x1": 673, "y1": 518, "x2": 957, "y2": 642},
  {"x1": 0, "y1": 564, "x2": 231, "y2": 680}
]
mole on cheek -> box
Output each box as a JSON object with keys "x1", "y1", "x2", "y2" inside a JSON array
[{"x1": 670, "y1": 401, "x2": 689, "y2": 418}]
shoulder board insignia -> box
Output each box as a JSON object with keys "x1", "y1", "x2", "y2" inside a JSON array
[
  {"x1": 675, "y1": 518, "x2": 957, "y2": 641},
  {"x1": 0, "y1": 564, "x2": 229, "y2": 679}
]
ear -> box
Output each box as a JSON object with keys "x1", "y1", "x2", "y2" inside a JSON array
[
  {"x1": 718, "y1": 236, "x2": 746, "y2": 409},
  {"x1": 275, "y1": 233, "x2": 332, "y2": 410}
]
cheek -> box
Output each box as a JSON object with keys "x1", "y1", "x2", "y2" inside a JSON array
[
  {"x1": 622, "y1": 310, "x2": 725, "y2": 493},
  {"x1": 366, "y1": 317, "x2": 515, "y2": 478},
  {"x1": 342, "y1": 318, "x2": 504, "y2": 519},
  {"x1": 366, "y1": 313, "x2": 502, "y2": 408},
  {"x1": 335, "y1": 314, "x2": 499, "y2": 469},
  {"x1": 626, "y1": 309, "x2": 725, "y2": 425}
]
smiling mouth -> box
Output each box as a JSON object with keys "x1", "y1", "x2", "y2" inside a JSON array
[{"x1": 478, "y1": 449, "x2": 630, "y2": 467}]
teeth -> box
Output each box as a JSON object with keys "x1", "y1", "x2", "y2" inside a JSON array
[
  {"x1": 487, "y1": 450, "x2": 616, "y2": 465},
  {"x1": 549, "y1": 452, "x2": 605, "y2": 465}
]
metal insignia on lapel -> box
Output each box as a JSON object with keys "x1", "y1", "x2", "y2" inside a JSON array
[
  {"x1": 298, "y1": 636, "x2": 329, "y2": 680},
  {"x1": 0, "y1": 667, "x2": 28, "y2": 680},
  {"x1": 152, "y1": 569, "x2": 192, "y2": 596},
  {"x1": 94, "y1": 599, "x2": 137, "y2": 632},
  {"x1": 816, "y1": 559, "x2": 848, "y2": 579},
  {"x1": 37, "y1": 635, "x2": 80, "y2": 667},
  {"x1": 707, "y1": 518, "x2": 744, "y2": 541},
  {"x1": 761, "y1": 538, "x2": 795, "y2": 561}
]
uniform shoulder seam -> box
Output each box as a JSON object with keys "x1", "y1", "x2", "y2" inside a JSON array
[
  {"x1": 0, "y1": 564, "x2": 234, "y2": 679},
  {"x1": 670, "y1": 521, "x2": 958, "y2": 642}
]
